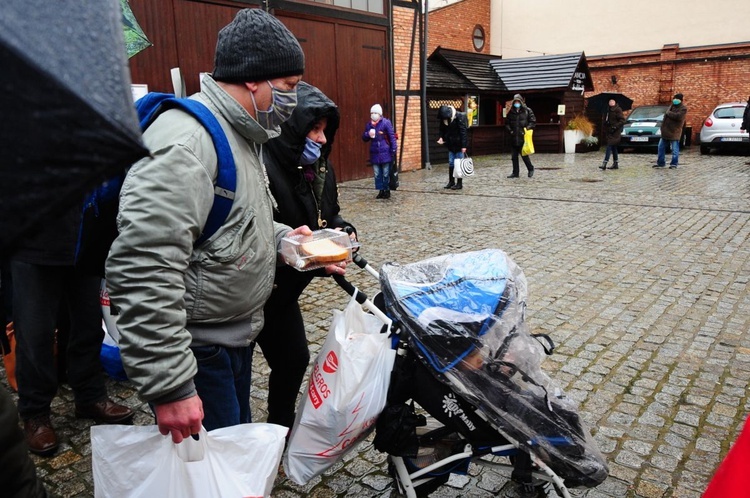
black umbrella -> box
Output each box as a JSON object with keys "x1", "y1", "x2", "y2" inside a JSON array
[
  {"x1": 0, "y1": 0, "x2": 149, "y2": 251},
  {"x1": 586, "y1": 92, "x2": 634, "y2": 114}
]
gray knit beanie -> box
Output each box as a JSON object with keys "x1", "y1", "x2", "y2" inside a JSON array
[{"x1": 213, "y1": 9, "x2": 305, "y2": 82}]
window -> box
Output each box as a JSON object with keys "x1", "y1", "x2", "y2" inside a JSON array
[
  {"x1": 307, "y1": 0, "x2": 384, "y2": 14},
  {"x1": 472, "y1": 25, "x2": 485, "y2": 52},
  {"x1": 715, "y1": 106, "x2": 745, "y2": 119}
]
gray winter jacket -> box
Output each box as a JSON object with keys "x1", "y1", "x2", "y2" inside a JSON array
[{"x1": 106, "y1": 76, "x2": 292, "y2": 403}]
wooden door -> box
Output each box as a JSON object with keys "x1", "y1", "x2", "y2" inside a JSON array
[{"x1": 281, "y1": 17, "x2": 390, "y2": 182}]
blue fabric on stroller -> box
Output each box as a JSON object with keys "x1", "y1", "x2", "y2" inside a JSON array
[{"x1": 378, "y1": 249, "x2": 608, "y2": 489}]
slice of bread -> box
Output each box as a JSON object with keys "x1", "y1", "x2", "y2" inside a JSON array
[{"x1": 300, "y1": 238, "x2": 349, "y2": 263}]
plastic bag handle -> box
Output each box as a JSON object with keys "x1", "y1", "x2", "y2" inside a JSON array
[{"x1": 174, "y1": 426, "x2": 207, "y2": 462}]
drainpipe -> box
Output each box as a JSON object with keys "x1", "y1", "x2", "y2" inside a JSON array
[{"x1": 421, "y1": 0, "x2": 431, "y2": 170}]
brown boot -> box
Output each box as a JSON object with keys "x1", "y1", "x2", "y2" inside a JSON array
[
  {"x1": 24, "y1": 415, "x2": 58, "y2": 456},
  {"x1": 75, "y1": 399, "x2": 134, "y2": 424}
]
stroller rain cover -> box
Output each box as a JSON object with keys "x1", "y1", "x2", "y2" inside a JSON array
[{"x1": 380, "y1": 249, "x2": 608, "y2": 488}]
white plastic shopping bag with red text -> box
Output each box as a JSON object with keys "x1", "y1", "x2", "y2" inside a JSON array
[{"x1": 284, "y1": 293, "x2": 396, "y2": 484}]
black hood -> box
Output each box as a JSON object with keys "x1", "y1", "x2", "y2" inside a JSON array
[{"x1": 264, "y1": 81, "x2": 340, "y2": 169}]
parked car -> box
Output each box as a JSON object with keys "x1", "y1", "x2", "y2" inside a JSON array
[
  {"x1": 618, "y1": 105, "x2": 688, "y2": 152},
  {"x1": 698, "y1": 102, "x2": 749, "y2": 155}
]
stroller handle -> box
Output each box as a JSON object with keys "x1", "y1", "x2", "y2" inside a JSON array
[{"x1": 332, "y1": 274, "x2": 392, "y2": 330}]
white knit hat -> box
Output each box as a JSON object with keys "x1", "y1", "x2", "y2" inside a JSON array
[{"x1": 370, "y1": 104, "x2": 383, "y2": 115}]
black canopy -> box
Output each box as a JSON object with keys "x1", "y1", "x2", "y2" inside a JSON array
[
  {"x1": 586, "y1": 92, "x2": 634, "y2": 114},
  {"x1": 0, "y1": 0, "x2": 148, "y2": 251}
]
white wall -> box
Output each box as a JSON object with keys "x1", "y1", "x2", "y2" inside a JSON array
[{"x1": 490, "y1": 0, "x2": 750, "y2": 58}]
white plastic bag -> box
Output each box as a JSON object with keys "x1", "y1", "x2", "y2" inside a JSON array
[
  {"x1": 92, "y1": 424, "x2": 287, "y2": 498},
  {"x1": 284, "y1": 293, "x2": 396, "y2": 484}
]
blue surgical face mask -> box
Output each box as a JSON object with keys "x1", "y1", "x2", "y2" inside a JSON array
[
  {"x1": 513, "y1": 103, "x2": 521, "y2": 109},
  {"x1": 250, "y1": 81, "x2": 298, "y2": 131},
  {"x1": 672, "y1": 99, "x2": 681, "y2": 105},
  {"x1": 300, "y1": 137, "x2": 323, "y2": 165}
]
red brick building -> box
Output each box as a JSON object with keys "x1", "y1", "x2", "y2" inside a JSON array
[{"x1": 587, "y1": 42, "x2": 750, "y2": 143}]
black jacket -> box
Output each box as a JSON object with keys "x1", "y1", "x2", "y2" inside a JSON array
[
  {"x1": 263, "y1": 82, "x2": 354, "y2": 306},
  {"x1": 742, "y1": 100, "x2": 750, "y2": 131},
  {"x1": 10, "y1": 203, "x2": 81, "y2": 266},
  {"x1": 439, "y1": 111, "x2": 469, "y2": 153},
  {"x1": 505, "y1": 106, "x2": 536, "y2": 147},
  {"x1": 0, "y1": 387, "x2": 50, "y2": 498}
]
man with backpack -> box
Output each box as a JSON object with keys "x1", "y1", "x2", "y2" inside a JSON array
[{"x1": 105, "y1": 9, "x2": 346, "y2": 443}]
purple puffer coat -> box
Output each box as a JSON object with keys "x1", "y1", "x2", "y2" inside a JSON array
[{"x1": 362, "y1": 117, "x2": 397, "y2": 165}]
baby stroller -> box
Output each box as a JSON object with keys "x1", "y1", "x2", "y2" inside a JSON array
[{"x1": 337, "y1": 249, "x2": 608, "y2": 498}]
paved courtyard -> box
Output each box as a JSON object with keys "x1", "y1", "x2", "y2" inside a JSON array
[{"x1": 3, "y1": 147, "x2": 749, "y2": 497}]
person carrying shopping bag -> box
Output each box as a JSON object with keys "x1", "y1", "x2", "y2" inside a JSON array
[
  {"x1": 505, "y1": 94, "x2": 536, "y2": 178},
  {"x1": 437, "y1": 105, "x2": 468, "y2": 190}
]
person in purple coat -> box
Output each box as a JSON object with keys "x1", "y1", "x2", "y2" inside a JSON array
[{"x1": 362, "y1": 104, "x2": 397, "y2": 199}]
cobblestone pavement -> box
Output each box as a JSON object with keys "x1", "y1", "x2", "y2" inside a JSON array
[{"x1": 3, "y1": 148, "x2": 749, "y2": 497}]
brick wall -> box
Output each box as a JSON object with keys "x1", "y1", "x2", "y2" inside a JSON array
[
  {"x1": 428, "y1": 0, "x2": 491, "y2": 55},
  {"x1": 587, "y1": 43, "x2": 750, "y2": 142}
]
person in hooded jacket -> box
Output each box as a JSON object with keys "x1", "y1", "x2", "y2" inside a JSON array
[
  {"x1": 505, "y1": 94, "x2": 536, "y2": 178},
  {"x1": 654, "y1": 93, "x2": 687, "y2": 169},
  {"x1": 437, "y1": 105, "x2": 468, "y2": 190},
  {"x1": 258, "y1": 82, "x2": 357, "y2": 428},
  {"x1": 600, "y1": 99, "x2": 626, "y2": 170}
]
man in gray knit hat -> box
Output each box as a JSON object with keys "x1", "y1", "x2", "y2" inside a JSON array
[{"x1": 106, "y1": 8, "x2": 347, "y2": 443}]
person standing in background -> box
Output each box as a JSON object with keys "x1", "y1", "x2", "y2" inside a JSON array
[
  {"x1": 505, "y1": 94, "x2": 536, "y2": 178},
  {"x1": 437, "y1": 105, "x2": 468, "y2": 190},
  {"x1": 654, "y1": 93, "x2": 687, "y2": 169},
  {"x1": 362, "y1": 104, "x2": 397, "y2": 199},
  {"x1": 600, "y1": 99, "x2": 625, "y2": 170}
]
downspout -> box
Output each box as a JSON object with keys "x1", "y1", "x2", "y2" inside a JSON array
[{"x1": 421, "y1": 0, "x2": 431, "y2": 169}]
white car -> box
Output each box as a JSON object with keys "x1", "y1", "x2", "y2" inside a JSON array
[{"x1": 699, "y1": 102, "x2": 749, "y2": 154}]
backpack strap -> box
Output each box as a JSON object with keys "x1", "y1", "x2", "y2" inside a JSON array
[{"x1": 135, "y1": 93, "x2": 236, "y2": 246}]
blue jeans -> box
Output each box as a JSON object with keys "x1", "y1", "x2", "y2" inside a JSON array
[
  {"x1": 373, "y1": 162, "x2": 391, "y2": 191},
  {"x1": 657, "y1": 139, "x2": 679, "y2": 166},
  {"x1": 190, "y1": 344, "x2": 253, "y2": 431},
  {"x1": 604, "y1": 145, "x2": 619, "y2": 162}
]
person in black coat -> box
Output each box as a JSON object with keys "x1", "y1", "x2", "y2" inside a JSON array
[
  {"x1": 437, "y1": 105, "x2": 468, "y2": 190},
  {"x1": 600, "y1": 99, "x2": 625, "y2": 170},
  {"x1": 258, "y1": 82, "x2": 357, "y2": 428},
  {"x1": 505, "y1": 94, "x2": 536, "y2": 178},
  {"x1": 742, "y1": 96, "x2": 750, "y2": 164}
]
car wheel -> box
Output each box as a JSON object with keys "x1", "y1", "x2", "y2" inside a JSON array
[{"x1": 700, "y1": 145, "x2": 710, "y2": 155}]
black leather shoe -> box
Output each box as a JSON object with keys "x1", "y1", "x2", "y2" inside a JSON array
[
  {"x1": 443, "y1": 183, "x2": 455, "y2": 189},
  {"x1": 653, "y1": 164, "x2": 666, "y2": 168},
  {"x1": 24, "y1": 415, "x2": 58, "y2": 456},
  {"x1": 383, "y1": 190, "x2": 391, "y2": 198},
  {"x1": 75, "y1": 399, "x2": 134, "y2": 424},
  {"x1": 669, "y1": 165, "x2": 677, "y2": 169},
  {"x1": 528, "y1": 169, "x2": 534, "y2": 178},
  {"x1": 450, "y1": 184, "x2": 462, "y2": 190},
  {"x1": 507, "y1": 174, "x2": 519, "y2": 178}
]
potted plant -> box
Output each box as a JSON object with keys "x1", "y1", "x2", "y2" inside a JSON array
[
  {"x1": 576, "y1": 135, "x2": 600, "y2": 153},
  {"x1": 564, "y1": 115, "x2": 595, "y2": 153}
]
